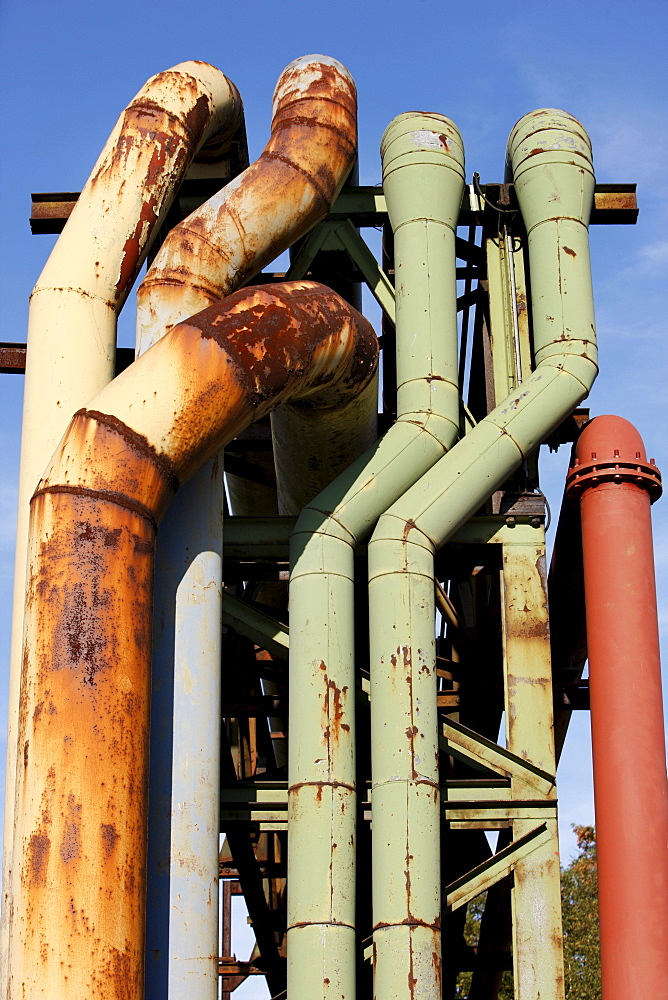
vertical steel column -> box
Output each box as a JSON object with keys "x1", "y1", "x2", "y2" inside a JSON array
[
  {"x1": 500, "y1": 537, "x2": 564, "y2": 999},
  {"x1": 144, "y1": 463, "x2": 225, "y2": 998},
  {"x1": 566, "y1": 416, "x2": 668, "y2": 1000}
]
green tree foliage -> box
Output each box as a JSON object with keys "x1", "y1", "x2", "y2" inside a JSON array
[{"x1": 561, "y1": 825, "x2": 601, "y2": 999}]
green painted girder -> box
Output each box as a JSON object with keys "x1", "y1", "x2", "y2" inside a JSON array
[
  {"x1": 221, "y1": 592, "x2": 288, "y2": 661},
  {"x1": 440, "y1": 716, "x2": 555, "y2": 795},
  {"x1": 445, "y1": 823, "x2": 553, "y2": 911}
]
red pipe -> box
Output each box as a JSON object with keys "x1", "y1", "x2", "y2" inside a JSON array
[{"x1": 566, "y1": 415, "x2": 668, "y2": 999}]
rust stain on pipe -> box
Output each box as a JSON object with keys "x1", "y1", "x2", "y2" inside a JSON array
[
  {"x1": 109, "y1": 75, "x2": 243, "y2": 300},
  {"x1": 58, "y1": 62, "x2": 245, "y2": 311},
  {"x1": 137, "y1": 57, "x2": 357, "y2": 344},
  {"x1": 12, "y1": 282, "x2": 376, "y2": 998}
]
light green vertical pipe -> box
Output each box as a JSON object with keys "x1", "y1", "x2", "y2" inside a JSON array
[
  {"x1": 287, "y1": 114, "x2": 465, "y2": 999},
  {"x1": 368, "y1": 109, "x2": 597, "y2": 1000}
]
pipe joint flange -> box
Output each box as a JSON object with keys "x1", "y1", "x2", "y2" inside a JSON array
[
  {"x1": 567, "y1": 457, "x2": 662, "y2": 502},
  {"x1": 567, "y1": 415, "x2": 662, "y2": 502},
  {"x1": 368, "y1": 511, "x2": 434, "y2": 552}
]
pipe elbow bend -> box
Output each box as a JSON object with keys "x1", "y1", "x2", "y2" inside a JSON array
[
  {"x1": 396, "y1": 409, "x2": 460, "y2": 451},
  {"x1": 370, "y1": 510, "x2": 434, "y2": 549},
  {"x1": 33, "y1": 62, "x2": 246, "y2": 310},
  {"x1": 144, "y1": 61, "x2": 245, "y2": 158},
  {"x1": 368, "y1": 512, "x2": 434, "y2": 586},
  {"x1": 546, "y1": 349, "x2": 599, "y2": 398},
  {"x1": 137, "y1": 56, "x2": 357, "y2": 345}
]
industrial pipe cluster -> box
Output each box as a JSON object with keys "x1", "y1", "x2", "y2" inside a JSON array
[{"x1": 2, "y1": 53, "x2": 666, "y2": 1000}]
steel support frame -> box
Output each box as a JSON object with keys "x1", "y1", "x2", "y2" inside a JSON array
[
  {"x1": 219, "y1": 516, "x2": 565, "y2": 999},
  {"x1": 12, "y1": 170, "x2": 637, "y2": 999}
]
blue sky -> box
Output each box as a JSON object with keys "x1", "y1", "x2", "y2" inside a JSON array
[{"x1": 0, "y1": 0, "x2": 666, "y2": 986}]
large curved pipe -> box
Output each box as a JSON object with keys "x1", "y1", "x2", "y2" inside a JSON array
[
  {"x1": 1, "y1": 60, "x2": 244, "y2": 989},
  {"x1": 287, "y1": 113, "x2": 465, "y2": 999},
  {"x1": 8, "y1": 282, "x2": 377, "y2": 999},
  {"x1": 136, "y1": 55, "x2": 357, "y2": 346},
  {"x1": 131, "y1": 57, "x2": 360, "y2": 996},
  {"x1": 566, "y1": 416, "x2": 668, "y2": 1000},
  {"x1": 368, "y1": 109, "x2": 598, "y2": 999}
]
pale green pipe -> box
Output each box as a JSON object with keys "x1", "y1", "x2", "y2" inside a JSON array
[
  {"x1": 287, "y1": 113, "x2": 465, "y2": 999},
  {"x1": 368, "y1": 109, "x2": 597, "y2": 999}
]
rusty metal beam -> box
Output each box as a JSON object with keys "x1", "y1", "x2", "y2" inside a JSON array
[
  {"x1": 0, "y1": 343, "x2": 26, "y2": 374},
  {"x1": 1, "y1": 344, "x2": 135, "y2": 377},
  {"x1": 29, "y1": 182, "x2": 639, "y2": 233}
]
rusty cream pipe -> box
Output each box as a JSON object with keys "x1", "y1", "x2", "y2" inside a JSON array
[
  {"x1": 288, "y1": 113, "x2": 464, "y2": 998},
  {"x1": 132, "y1": 57, "x2": 360, "y2": 996},
  {"x1": 137, "y1": 52, "x2": 361, "y2": 520},
  {"x1": 1, "y1": 61, "x2": 244, "y2": 991},
  {"x1": 368, "y1": 109, "x2": 597, "y2": 999},
  {"x1": 8, "y1": 282, "x2": 377, "y2": 1000},
  {"x1": 136, "y1": 55, "x2": 357, "y2": 342}
]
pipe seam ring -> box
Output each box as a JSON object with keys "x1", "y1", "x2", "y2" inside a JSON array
[
  {"x1": 369, "y1": 513, "x2": 434, "y2": 550},
  {"x1": 30, "y1": 483, "x2": 158, "y2": 531}
]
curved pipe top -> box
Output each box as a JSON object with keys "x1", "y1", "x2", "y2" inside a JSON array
[
  {"x1": 271, "y1": 53, "x2": 356, "y2": 123},
  {"x1": 34, "y1": 61, "x2": 243, "y2": 310},
  {"x1": 574, "y1": 413, "x2": 649, "y2": 464},
  {"x1": 567, "y1": 415, "x2": 662, "y2": 502},
  {"x1": 56, "y1": 282, "x2": 377, "y2": 499},
  {"x1": 381, "y1": 111, "x2": 465, "y2": 231},
  {"x1": 137, "y1": 55, "x2": 357, "y2": 350},
  {"x1": 506, "y1": 108, "x2": 595, "y2": 231}
]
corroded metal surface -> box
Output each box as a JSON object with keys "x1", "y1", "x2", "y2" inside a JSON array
[
  {"x1": 13, "y1": 488, "x2": 158, "y2": 998},
  {"x1": 29, "y1": 182, "x2": 639, "y2": 235},
  {"x1": 137, "y1": 56, "x2": 357, "y2": 348},
  {"x1": 500, "y1": 538, "x2": 564, "y2": 1000},
  {"x1": 10, "y1": 282, "x2": 376, "y2": 997},
  {"x1": 3, "y1": 61, "x2": 245, "y2": 998}
]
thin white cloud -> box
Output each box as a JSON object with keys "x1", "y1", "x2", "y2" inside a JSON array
[{"x1": 637, "y1": 240, "x2": 668, "y2": 272}]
